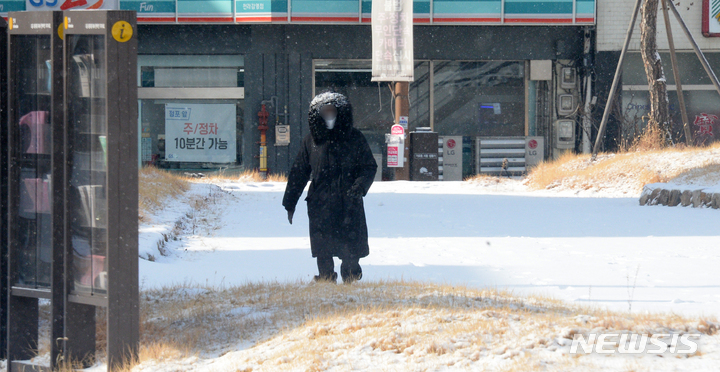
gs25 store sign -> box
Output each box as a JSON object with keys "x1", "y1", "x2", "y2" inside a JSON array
[{"x1": 26, "y1": 0, "x2": 117, "y2": 11}]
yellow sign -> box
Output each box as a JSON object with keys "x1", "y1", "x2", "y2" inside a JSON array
[
  {"x1": 58, "y1": 24, "x2": 64, "y2": 40},
  {"x1": 111, "y1": 21, "x2": 133, "y2": 42}
]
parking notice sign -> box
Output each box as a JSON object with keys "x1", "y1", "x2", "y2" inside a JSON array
[
  {"x1": 165, "y1": 103, "x2": 237, "y2": 163},
  {"x1": 387, "y1": 131, "x2": 405, "y2": 168},
  {"x1": 388, "y1": 145, "x2": 400, "y2": 166}
]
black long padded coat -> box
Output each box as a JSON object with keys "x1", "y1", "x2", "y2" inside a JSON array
[{"x1": 282, "y1": 92, "x2": 378, "y2": 259}]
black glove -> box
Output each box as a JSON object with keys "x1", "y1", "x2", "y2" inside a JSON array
[
  {"x1": 347, "y1": 183, "x2": 364, "y2": 198},
  {"x1": 287, "y1": 209, "x2": 294, "y2": 225}
]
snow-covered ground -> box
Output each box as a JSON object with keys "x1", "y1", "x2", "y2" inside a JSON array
[
  {"x1": 645, "y1": 164, "x2": 720, "y2": 195},
  {"x1": 524, "y1": 144, "x2": 720, "y2": 197},
  {"x1": 140, "y1": 179, "x2": 720, "y2": 318},
  {"x1": 125, "y1": 177, "x2": 720, "y2": 371},
  {"x1": 5, "y1": 173, "x2": 720, "y2": 372}
]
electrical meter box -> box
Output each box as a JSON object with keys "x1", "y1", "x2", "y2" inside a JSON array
[
  {"x1": 557, "y1": 94, "x2": 576, "y2": 116},
  {"x1": 409, "y1": 130, "x2": 439, "y2": 181},
  {"x1": 4, "y1": 10, "x2": 139, "y2": 371},
  {"x1": 275, "y1": 124, "x2": 290, "y2": 146},
  {"x1": 554, "y1": 119, "x2": 575, "y2": 149},
  {"x1": 560, "y1": 67, "x2": 577, "y2": 89}
]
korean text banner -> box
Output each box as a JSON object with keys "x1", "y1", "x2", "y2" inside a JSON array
[
  {"x1": 165, "y1": 103, "x2": 237, "y2": 163},
  {"x1": 371, "y1": 0, "x2": 414, "y2": 82}
]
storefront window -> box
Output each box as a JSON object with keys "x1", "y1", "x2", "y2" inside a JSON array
[
  {"x1": 622, "y1": 52, "x2": 720, "y2": 145},
  {"x1": 622, "y1": 52, "x2": 720, "y2": 86},
  {"x1": 141, "y1": 66, "x2": 244, "y2": 88},
  {"x1": 433, "y1": 61, "x2": 525, "y2": 137},
  {"x1": 139, "y1": 55, "x2": 244, "y2": 88},
  {"x1": 314, "y1": 60, "x2": 431, "y2": 180},
  {"x1": 314, "y1": 60, "x2": 430, "y2": 132},
  {"x1": 138, "y1": 55, "x2": 245, "y2": 169},
  {"x1": 140, "y1": 99, "x2": 244, "y2": 167},
  {"x1": 622, "y1": 90, "x2": 719, "y2": 145},
  {"x1": 314, "y1": 59, "x2": 528, "y2": 179}
]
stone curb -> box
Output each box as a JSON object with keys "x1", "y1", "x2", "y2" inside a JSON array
[{"x1": 639, "y1": 186, "x2": 720, "y2": 209}]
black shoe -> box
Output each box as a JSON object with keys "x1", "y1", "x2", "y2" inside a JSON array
[
  {"x1": 341, "y1": 268, "x2": 362, "y2": 284},
  {"x1": 313, "y1": 272, "x2": 338, "y2": 283}
]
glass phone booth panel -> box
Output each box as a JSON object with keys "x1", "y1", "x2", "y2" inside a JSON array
[
  {"x1": 11, "y1": 34, "x2": 53, "y2": 289},
  {"x1": 61, "y1": 11, "x2": 139, "y2": 368},
  {"x1": 7, "y1": 11, "x2": 66, "y2": 370},
  {"x1": 66, "y1": 34, "x2": 108, "y2": 296}
]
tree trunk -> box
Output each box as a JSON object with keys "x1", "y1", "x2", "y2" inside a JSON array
[{"x1": 640, "y1": 0, "x2": 673, "y2": 146}]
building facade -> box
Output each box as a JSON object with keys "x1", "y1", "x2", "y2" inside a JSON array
[
  {"x1": 2, "y1": 0, "x2": 597, "y2": 178},
  {"x1": 597, "y1": 0, "x2": 720, "y2": 148}
]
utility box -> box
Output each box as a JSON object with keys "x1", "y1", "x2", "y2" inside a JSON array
[
  {"x1": 440, "y1": 136, "x2": 463, "y2": 181},
  {"x1": 4, "y1": 10, "x2": 139, "y2": 371},
  {"x1": 475, "y1": 136, "x2": 545, "y2": 176},
  {"x1": 554, "y1": 119, "x2": 575, "y2": 149},
  {"x1": 525, "y1": 136, "x2": 545, "y2": 169},
  {"x1": 409, "y1": 129, "x2": 439, "y2": 181},
  {"x1": 530, "y1": 60, "x2": 552, "y2": 81}
]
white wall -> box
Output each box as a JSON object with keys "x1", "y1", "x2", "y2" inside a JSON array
[{"x1": 598, "y1": 1, "x2": 720, "y2": 52}]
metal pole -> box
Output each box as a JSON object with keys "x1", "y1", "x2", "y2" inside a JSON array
[
  {"x1": 662, "y1": 0, "x2": 692, "y2": 144},
  {"x1": 592, "y1": 0, "x2": 643, "y2": 158},
  {"x1": 582, "y1": 29, "x2": 593, "y2": 153},
  {"x1": 583, "y1": 74, "x2": 593, "y2": 153},
  {"x1": 429, "y1": 61, "x2": 434, "y2": 130},
  {"x1": 395, "y1": 82, "x2": 410, "y2": 180}
]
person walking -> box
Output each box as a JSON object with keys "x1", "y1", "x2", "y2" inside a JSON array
[{"x1": 282, "y1": 92, "x2": 377, "y2": 283}]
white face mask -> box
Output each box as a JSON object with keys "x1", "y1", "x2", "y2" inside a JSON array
[{"x1": 324, "y1": 117, "x2": 336, "y2": 130}]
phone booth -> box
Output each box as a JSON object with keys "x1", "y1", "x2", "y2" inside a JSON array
[
  {"x1": 5, "y1": 11, "x2": 65, "y2": 370},
  {"x1": 4, "y1": 10, "x2": 138, "y2": 371},
  {"x1": 62, "y1": 10, "x2": 139, "y2": 369},
  {"x1": 0, "y1": 16, "x2": 9, "y2": 362}
]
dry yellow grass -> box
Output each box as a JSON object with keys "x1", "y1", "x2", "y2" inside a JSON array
[
  {"x1": 185, "y1": 169, "x2": 288, "y2": 184},
  {"x1": 138, "y1": 167, "x2": 190, "y2": 222},
  {"x1": 667, "y1": 163, "x2": 720, "y2": 186},
  {"x1": 625, "y1": 123, "x2": 671, "y2": 153},
  {"x1": 464, "y1": 173, "x2": 517, "y2": 184},
  {"x1": 526, "y1": 142, "x2": 720, "y2": 193},
  {"x1": 67, "y1": 280, "x2": 718, "y2": 371},
  {"x1": 230, "y1": 169, "x2": 288, "y2": 182},
  {"x1": 238, "y1": 169, "x2": 288, "y2": 182},
  {"x1": 23, "y1": 280, "x2": 719, "y2": 371},
  {"x1": 138, "y1": 166, "x2": 285, "y2": 222},
  {"x1": 137, "y1": 166, "x2": 286, "y2": 224}
]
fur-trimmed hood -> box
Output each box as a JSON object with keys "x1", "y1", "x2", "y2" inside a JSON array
[{"x1": 308, "y1": 92, "x2": 353, "y2": 145}]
